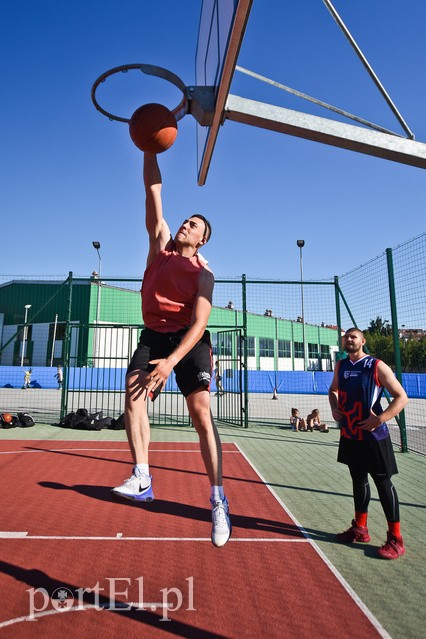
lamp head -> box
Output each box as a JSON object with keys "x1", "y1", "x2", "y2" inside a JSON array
[
  {"x1": 296, "y1": 240, "x2": 305, "y2": 248},
  {"x1": 92, "y1": 241, "x2": 101, "y2": 250}
]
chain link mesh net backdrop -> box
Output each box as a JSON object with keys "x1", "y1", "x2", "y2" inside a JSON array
[{"x1": 0, "y1": 233, "x2": 424, "y2": 453}]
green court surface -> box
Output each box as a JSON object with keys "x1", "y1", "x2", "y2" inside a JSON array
[{"x1": 1, "y1": 423, "x2": 425, "y2": 639}]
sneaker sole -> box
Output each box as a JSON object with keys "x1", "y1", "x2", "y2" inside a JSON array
[
  {"x1": 378, "y1": 546, "x2": 406, "y2": 560},
  {"x1": 211, "y1": 522, "x2": 232, "y2": 548},
  {"x1": 111, "y1": 489, "x2": 154, "y2": 503}
]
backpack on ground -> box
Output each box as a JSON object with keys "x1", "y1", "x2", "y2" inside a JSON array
[
  {"x1": 72, "y1": 408, "x2": 90, "y2": 429},
  {"x1": 96, "y1": 416, "x2": 113, "y2": 429},
  {"x1": 109, "y1": 413, "x2": 125, "y2": 430},
  {"x1": 17, "y1": 413, "x2": 35, "y2": 428},
  {"x1": 59, "y1": 412, "x2": 76, "y2": 428},
  {"x1": 81, "y1": 415, "x2": 103, "y2": 431}
]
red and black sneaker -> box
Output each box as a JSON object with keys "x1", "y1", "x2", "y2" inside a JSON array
[
  {"x1": 377, "y1": 532, "x2": 406, "y2": 560},
  {"x1": 335, "y1": 519, "x2": 371, "y2": 544}
]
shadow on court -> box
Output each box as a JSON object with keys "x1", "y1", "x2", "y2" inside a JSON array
[
  {"x1": 0, "y1": 560, "x2": 229, "y2": 639},
  {"x1": 38, "y1": 481, "x2": 302, "y2": 537}
]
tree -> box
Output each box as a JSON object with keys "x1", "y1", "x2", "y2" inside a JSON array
[
  {"x1": 364, "y1": 332, "x2": 394, "y2": 366},
  {"x1": 366, "y1": 316, "x2": 392, "y2": 336}
]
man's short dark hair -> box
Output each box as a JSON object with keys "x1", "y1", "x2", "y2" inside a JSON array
[
  {"x1": 191, "y1": 214, "x2": 212, "y2": 243},
  {"x1": 345, "y1": 327, "x2": 365, "y2": 338}
]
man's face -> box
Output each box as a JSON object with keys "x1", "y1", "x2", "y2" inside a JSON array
[
  {"x1": 343, "y1": 330, "x2": 365, "y2": 353},
  {"x1": 175, "y1": 217, "x2": 206, "y2": 248}
]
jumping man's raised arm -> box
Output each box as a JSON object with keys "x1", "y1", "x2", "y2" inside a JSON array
[{"x1": 143, "y1": 153, "x2": 171, "y2": 266}]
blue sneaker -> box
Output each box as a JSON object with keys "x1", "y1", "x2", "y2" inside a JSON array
[
  {"x1": 112, "y1": 468, "x2": 154, "y2": 502},
  {"x1": 211, "y1": 497, "x2": 231, "y2": 547}
]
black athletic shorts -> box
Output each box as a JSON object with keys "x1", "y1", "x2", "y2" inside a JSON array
[
  {"x1": 337, "y1": 435, "x2": 398, "y2": 477},
  {"x1": 127, "y1": 327, "x2": 212, "y2": 397}
]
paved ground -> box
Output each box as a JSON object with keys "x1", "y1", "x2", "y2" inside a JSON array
[
  {"x1": 1, "y1": 388, "x2": 425, "y2": 454},
  {"x1": 1, "y1": 421, "x2": 425, "y2": 639}
]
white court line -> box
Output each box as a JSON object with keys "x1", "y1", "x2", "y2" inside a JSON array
[
  {"x1": 0, "y1": 448, "x2": 240, "y2": 455},
  {"x1": 0, "y1": 603, "x2": 171, "y2": 629},
  {"x1": 235, "y1": 443, "x2": 392, "y2": 639},
  {"x1": 0, "y1": 532, "x2": 307, "y2": 542}
]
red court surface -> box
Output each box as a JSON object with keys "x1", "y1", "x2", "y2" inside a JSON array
[{"x1": 0, "y1": 441, "x2": 388, "y2": 638}]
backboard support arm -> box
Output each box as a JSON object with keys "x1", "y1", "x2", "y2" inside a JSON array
[{"x1": 222, "y1": 94, "x2": 426, "y2": 170}]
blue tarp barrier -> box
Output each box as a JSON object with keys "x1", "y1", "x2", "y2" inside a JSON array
[
  {"x1": 0, "y1": 367, "x2": 424, "y2": 398},
  {"x1": 247, "y1": 371, "x2": 334, "y2": 395}
]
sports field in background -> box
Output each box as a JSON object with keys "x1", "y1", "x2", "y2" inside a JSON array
[{"x1": 0, "y1": 422, "x2": 424, "y2": 638}]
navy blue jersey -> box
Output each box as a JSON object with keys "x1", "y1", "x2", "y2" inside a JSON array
[{"x1": 337, "y1": 355, "x2": 389, "y2": 441}]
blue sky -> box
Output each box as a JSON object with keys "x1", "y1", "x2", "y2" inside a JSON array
[{"x1": 1, "y1": 1, "x2": 425, "y2": 282}]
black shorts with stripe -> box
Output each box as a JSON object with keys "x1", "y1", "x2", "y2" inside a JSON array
[
  {"x1": 337, "y1": 435, "x2": 398, "y2": 477},
  {"x1": 127, "y1": 327, "x2": 212, "y2": 397}
]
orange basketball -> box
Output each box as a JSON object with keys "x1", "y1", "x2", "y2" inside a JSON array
[
  {"x1": 2, "y1": 413, "x2": 13, "y2": 423},
  {"x1": 129, "y1": 103, "x2": 177, "y2": 153}
]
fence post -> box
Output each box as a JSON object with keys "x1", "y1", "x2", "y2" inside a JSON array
[
  {"x1": 334, "y1": 276, "x2": 343, "y2": 356},
  {"x1": 386, "y1": 248, "x2": 408, "y2": 453},
  {"x1": 60, "y1": 272, "x2": 73, "y2": 421},
  {"x1": 242, "y1": 274, "x2": 249, "y2": 428}
]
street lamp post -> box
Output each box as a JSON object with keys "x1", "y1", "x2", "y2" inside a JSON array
[
  {"x1": 21, "y1": 304, "x2": 32, "y2": 367},
  {"x1": 296, "y1": 240, "x2": 307, "y2": 371},
  {"x1": 92, "y1": 241, "x2": 102, "y2": 364}
]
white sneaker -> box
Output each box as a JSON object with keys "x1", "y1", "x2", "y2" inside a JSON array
[
  {"x1": 112, "y1": 468, "x2": 154, "y2": 502},
  {"x1": 211, "y1": 497, "x2": 231, "y2": 547}
]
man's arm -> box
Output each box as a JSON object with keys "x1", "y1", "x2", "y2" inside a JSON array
[
  {"x1": 144, "y1": 153, "x2": 171, "y2": 267},
  {"x1": 359, "y1": 360, "x2": 408, "y2": 431},
  {"x1": 145, "y1": 268, "x2": 215, "y2": 394},
  {"x1": 328, "y1": 365, "x2": 344, "y2": 422}
]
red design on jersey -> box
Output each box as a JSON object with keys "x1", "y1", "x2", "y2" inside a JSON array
[
  {"x1": 338, "y1": 390, "x2": 363, "y2": 440},
  {"x1": 373, "y1": 358, "x2": 381, "y2": 387}
]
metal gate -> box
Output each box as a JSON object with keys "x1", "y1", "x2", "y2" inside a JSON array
[
  {"x1": 212, "y1": 329, "x2": 245, "y2": 427},
  {"x1": 61, "y1": 323, "x2": 190, "y2": 426}
]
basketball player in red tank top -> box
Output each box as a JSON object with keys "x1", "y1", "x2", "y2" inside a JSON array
[{"x1": 112, "y1": 153, "x2": 231, "y2": 547}]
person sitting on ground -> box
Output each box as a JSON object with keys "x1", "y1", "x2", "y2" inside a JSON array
[
  {"x1": 307, "y1": 408, "x2": 329, "y2": 432},
  {"x1": 290, "y1": 408, "x2": 307, "y2": 432}
]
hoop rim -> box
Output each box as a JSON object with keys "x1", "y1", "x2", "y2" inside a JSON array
[{"x1": 91, "y1": 63, "x2": 188, "y2": 123}]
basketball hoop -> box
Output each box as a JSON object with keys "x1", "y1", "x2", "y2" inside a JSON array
[{"x1": 91, "y1": 63, "x2": 189, "y2": 123}]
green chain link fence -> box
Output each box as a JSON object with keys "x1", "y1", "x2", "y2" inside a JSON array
[{"x1": 0, "y1": 234, "x2": 424, "y2": 453}]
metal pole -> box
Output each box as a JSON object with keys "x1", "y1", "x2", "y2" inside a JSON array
[
  {"x1": 50, "y1": 313, "x2": 58, "y2": 367},
  {"x1": 92, "y1": 241, "x2": 102, "y2": 365},
  {"x1": 322, "y1": 0, "x2": 414, "y2": 139},
  {"x1": 21, "y1": 304, "x2": 31, "y2": 367},
  {"x1": 96, "y1": 251, "x2": 101, "y2": 323},
  {"x1": 60, "y1": 272, "x2": 73, "y2": 420},
  {"x1": 242, "y1": 274, "x2": 249, "y2": 428},
  {"x1": 297, "y1": 240, "x2": 306, "y2": 370},
  {"x1": 334, "y1": 276, "x2": 342, "y2": 354},
  {"x1": 386, "y1": 248, "x2": 408, "y2": 453}
]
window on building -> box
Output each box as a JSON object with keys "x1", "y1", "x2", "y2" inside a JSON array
[
  {"x1": 259, "y1": 337, "x2": 274, "y2": 357},
  {"x1": 294, "y1": 341, "x2": 304, "y2": 358},
  {"x1": 216, "y1": 333, "x2": 233, "y2": 356},
  {"x1": 237, "y1": 336, "x2": 255, "y2": 357},
  {"x1": 277, "y1": 339, "x2": 291, "y2": 358},
  {"x1": 17, "y1": 325, "x2": 33, "y2": 341},
  {"x1": 49, "y1": 322, "x2": 67, "y2": 341},
  {"x1": 320, "y1": 345, "x2": 331, "y2": 359},
  {"x1": 246, "y1": 336, "x2": 255, "y2": 357},
  {"x1": 308, "y1": 343, "x2": 319, "y2": 359},
  {"x1": 211, "y1": 333, "x2": 218, "y2": 355}
]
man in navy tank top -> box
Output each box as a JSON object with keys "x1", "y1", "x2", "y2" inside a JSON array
[
  {"x1": 329, "y1": 327, "x2": 408, "y2": 559},
  {"x1": 112, "y1": 153, "x2": 231, "y2": 547}
]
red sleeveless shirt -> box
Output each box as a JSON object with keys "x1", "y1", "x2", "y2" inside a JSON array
[{"x1": 141, "y1": 246, "x2": 207, "y2": 332}]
